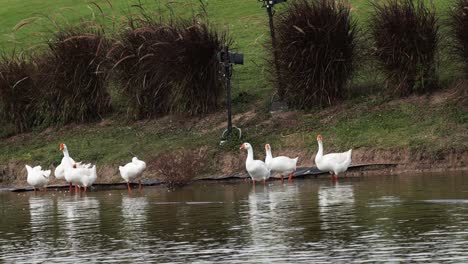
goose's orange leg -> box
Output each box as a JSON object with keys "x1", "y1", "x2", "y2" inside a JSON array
[{"x1": 331, "y1": 173, "x2": 338, "y2": 182}]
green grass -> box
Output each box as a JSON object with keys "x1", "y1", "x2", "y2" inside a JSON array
[
  {"x1": 243, "y1": 96, "x2": 467, "y2": 157},
  {"x1": 0, "y1": 0, "x2": 466, "y2": 172},
  {"x1": 0, "y1": 121, "x2": 216, "y2": 167},
  {"x1": 321, "y1": 103, "x2": 466, "y2": 152},
  {"x1": 0, "y1": 0, "x2": 272, "y2": 99},
  {"x1": 0, "y1": 0, "x2": 461, "y2": 98},
  {"x1": 1, "y1": 93, "x2": 464, "y2": 169}
]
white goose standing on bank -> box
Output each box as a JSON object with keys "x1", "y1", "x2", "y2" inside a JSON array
[
  {"x1": 265, "y1": 144, "x2": 298, "y2": 182},
  {"x1": 240, "y1": 143, "x2": 270, "y2": 186},
  {"x1": 55, "y1": 144, "x2": 91, "y2": 184},
  {"x1": 59, "y1": 143, "x2": 79, "y2": 192},
  {"x1": 26, "y1": 165, "x2": 51, "y2": 192},
  {"x1": 314, "y1": 134, "x2": 352, "y2": 181},
  {"x1": 119, "y1": 157, "x2": 147, "y2": 192},
  {"x1": 60, "y1": 143, "x2": 97, "y2": 192},
  {"x1": 79, "y1": 164, "x2": 97, "y2": 192},
  {"x1": 55, "y1": 144, "x2": 77, "y2": 181}
]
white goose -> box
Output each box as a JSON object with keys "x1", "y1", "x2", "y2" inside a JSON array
[
  {"x1": 55, "y1": 144, "x2": 76, "y2": 181},
  {"x1": 119, "y1": 157, "x2": 147, "y2": 192},
  {"x1": 265, "y1": 144, "x2": 298, "y2": 182},
  {"x1": 240, "y1": 143, "x2": 270, "y2": 186},
  {"x1": 26, "y1": 165, "x2": 51, "y2": 191},
  {"x1": 79, "y1": 165, "x2": 97, "y2": 192},
  {"x1": 55, "y1": 145, "x2": 91, "y2": 181},
  {"x1": 59, "y1": 143, "x2": 79, "y2": 191},
  {"x1": 314, "y1": 134, "x2": 352, "y2": 181},
  {"x1": 60, "y1": 143, "x2": 97, "y2": 192}
]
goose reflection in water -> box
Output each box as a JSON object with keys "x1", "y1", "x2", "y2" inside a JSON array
[
  {"x1": 318, "y1": 183, "x2": 355, "y2": 233},
  {"x1": 120, "y1": 196, "x2": 149, "y2": 241},
  {"x1": 28, "y1": 196, "x2": 54, "y2": 259},
  {"x1": 247, "y1": 185, "x2": 300, "y2": 256},
  {"x1": 29, "y1": 196, "x2": 54, "y2": 233},
  {"x1": 57, "y1": 195, "x2": 100, "y2": 254}
]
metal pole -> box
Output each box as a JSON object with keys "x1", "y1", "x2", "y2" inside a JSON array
[
  {"x1": 267, "y1": 5, "x2": 285, "y2": 100},
  {"x1": 224, "y1": 46, "x2": 232, "y2": 136}
]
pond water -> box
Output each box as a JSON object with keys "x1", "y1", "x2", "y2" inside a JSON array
[{"x1": 1, "y1": 172, "x2": 468, "y2": 263}]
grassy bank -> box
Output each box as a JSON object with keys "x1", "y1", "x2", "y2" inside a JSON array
[
  {"x1": 0, "y1": 0, "x2": 467, "y2": 185},
  {"x1": 0, "y1": 85, "x2": 466, "y2": 185}
]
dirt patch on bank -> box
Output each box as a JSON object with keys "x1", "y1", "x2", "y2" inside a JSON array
[{"x1": 348, "y1": 148, "x2": 467, "y2": 176}]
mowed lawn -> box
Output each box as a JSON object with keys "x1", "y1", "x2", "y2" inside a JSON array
[
  {"x1": 0, "y1": 0, "x2": 458, "y2": 97},
  {"x1": 0, "y1": 0, "x2": 271, "y2": 97}
]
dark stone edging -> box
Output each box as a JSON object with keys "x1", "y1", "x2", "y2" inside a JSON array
[
  {"x1": 198, "y1": 163, "x2": 398, "y2": 180},
  {"x1": 2, "y1": 163, "x2": 398, "y2": 192}
]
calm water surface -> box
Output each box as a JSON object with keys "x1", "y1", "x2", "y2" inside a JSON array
[{"x1": 1, "y1": 172, "x2": 468, "y2": 263}]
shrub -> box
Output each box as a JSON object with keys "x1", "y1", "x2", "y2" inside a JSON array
[
  {"x1": 109, "y1": 21, "x2": 173, "y2": 118},
  {"x1": 274, "y1": 0, "x2": 357, "y2": 109},
  {"x1": 0, "y1": 53, "x2": 42, "y2": 132},
  {"x1": 38, "y1": 26, "x2": 112, "y2": 125},
  {"x1": 370, "y1": 0, "x2": 439, "y2": 95},
  {"x1": 449, "y1": 0, "x2": 468, "y2": 77},
  {"x1": 168, "y1": 20, "x2": 225, "y2": 115},
  {"x1": 110, "y1": 17, "x2": 226, "y2": 118},
  {"x1": 151, "y1": 149, "x2": 208, "y2": 190}
]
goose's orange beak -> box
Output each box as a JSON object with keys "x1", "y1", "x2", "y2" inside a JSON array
[
  {"x1": 317, "y1": 134, "x2": 322, "y2": 141},
  {"x1": 240, "y1": 144, "x2": 245, "y2": 150},
  {"x1": 59, "y1": 143, "x2": 64, "y2": 151}
]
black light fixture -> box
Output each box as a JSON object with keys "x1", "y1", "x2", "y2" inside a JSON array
[
  {"x1": 259, "y1": 0, "x2": 287, "y2": 102},
  {"x1": 218, "y1": 46, "x2": 243, "y2": 144}
]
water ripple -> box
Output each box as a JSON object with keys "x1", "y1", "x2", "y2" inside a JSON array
[{"x1": 0, "y1": 173, "x2": 468, "y2": 263}]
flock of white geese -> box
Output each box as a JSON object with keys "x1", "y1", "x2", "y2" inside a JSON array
[
  {"x1": 26, "y1": 143, "x2": 146, "y2": 192},
  {"x1": 26, "y1": 134, "x2": 352, "y2": 192},
  {"x1": 240, "y1": 134, "x2": 352, "y2": 185}
]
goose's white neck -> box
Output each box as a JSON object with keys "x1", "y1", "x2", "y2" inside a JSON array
[
  {"x1": 63, "y1": 147, "x2": 70, "y2": 159},
  {"x1": 316, "y1": 140, "x2": 324, "y2": 160},
  {"x1": 62, "y1": 147, "x2": 73, "y2": 169},
  {"x1": 246, "y1": 147, "x2": 254, "y2": 162},
  {"x1": 266, "y1": 148, "x2": 272, "y2": 159}
]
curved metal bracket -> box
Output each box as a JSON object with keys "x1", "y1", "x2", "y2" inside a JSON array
[{"x1": 221, "y1": 126, "x2": 242, "y2": 140}]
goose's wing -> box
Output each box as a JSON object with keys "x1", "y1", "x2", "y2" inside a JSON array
[
  {"x1": 322, "y1": 151, "x2": 349, "y2": 165},
  {"x1": 55, "y1": 164, "x2": 64, "y2": 175},
  {"x1": 249, "y1": 160, "x2": 270, "y2": 177},
  {"x1": 271, "y1": 156, "x2": 298, "y2": 171}
]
